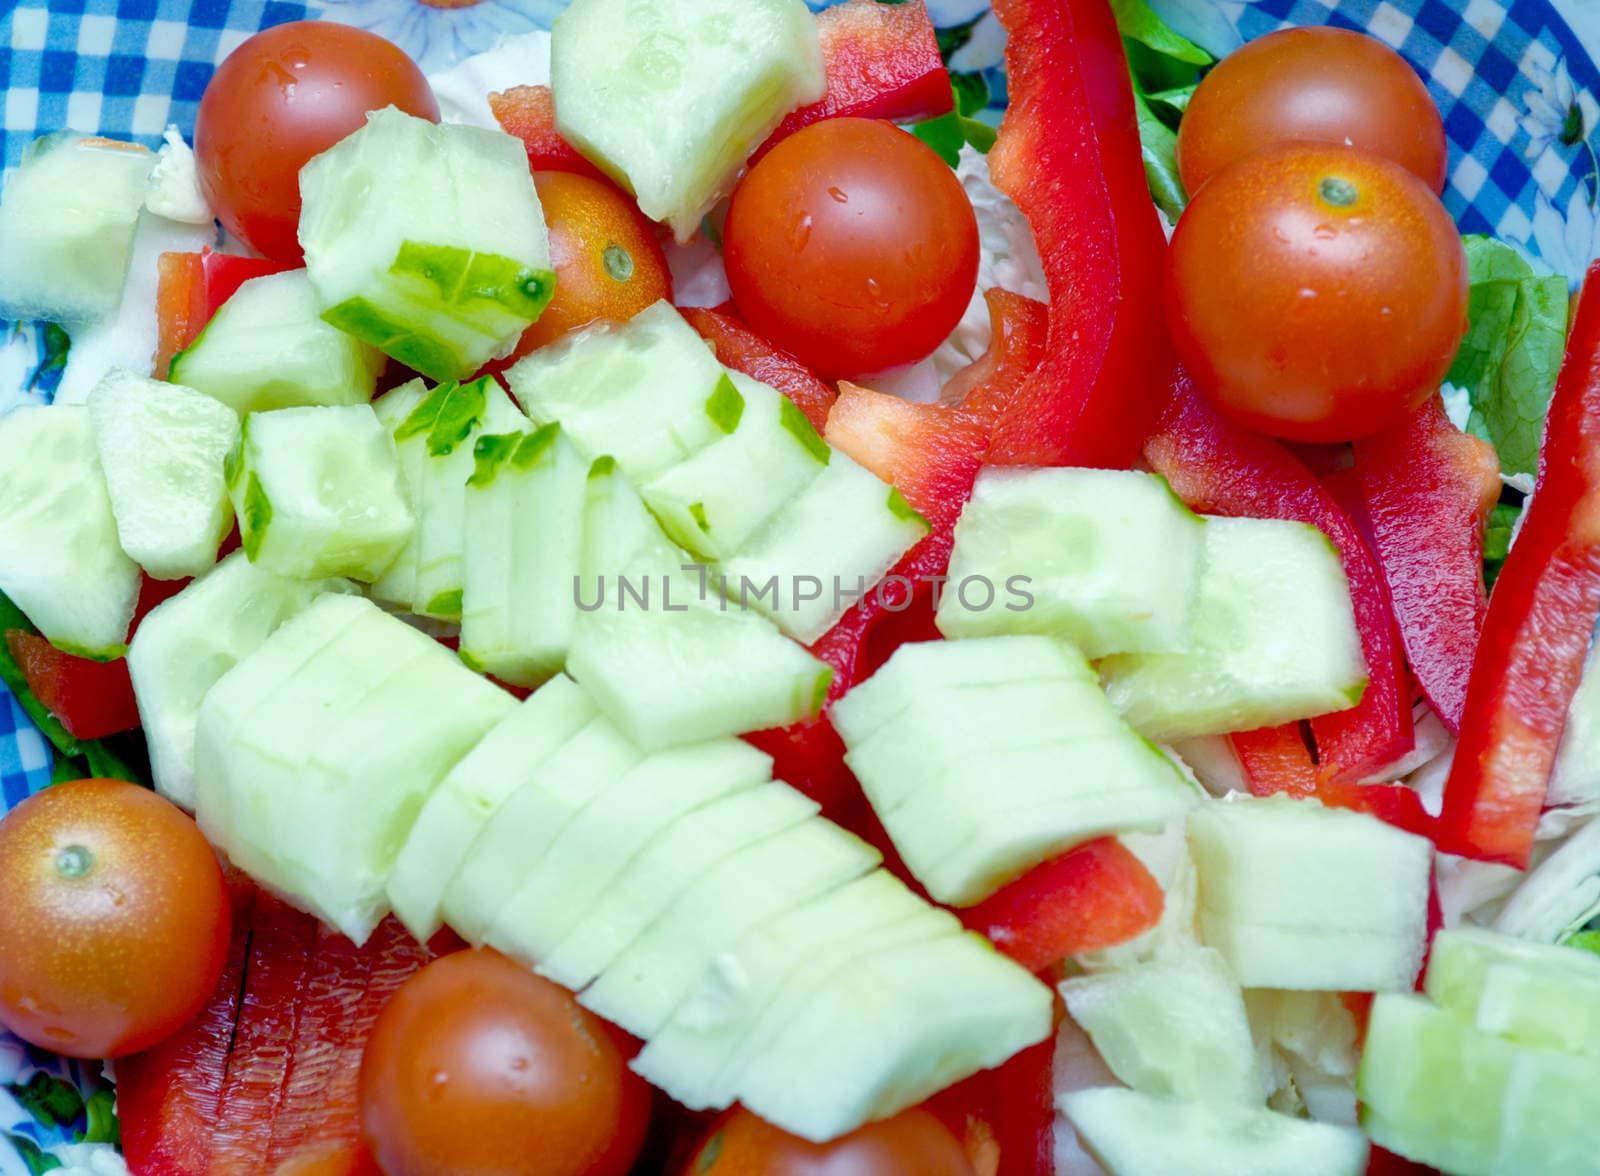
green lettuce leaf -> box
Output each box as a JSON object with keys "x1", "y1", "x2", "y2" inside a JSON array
[
  {"x1": 1446, "y1": 236, "x2": 1571, "y2": 478},
  {"x1": 1482, "y1": 501, "x2": 1522, "y2": 590},
  {"x1": 1112, "y1": 0, "x2": 1210, "y2": 64},
  {"x1": 912, "y1": 73, "x2": 998, "y2": 169},
  {"x1": 1112, "y1": 0, "x2": 1209, "y2": 220}
]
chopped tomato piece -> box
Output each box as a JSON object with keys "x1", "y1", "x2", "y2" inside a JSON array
[
  {"x1": 489, "y1": 84, "x2": 612, "y2": 183},
  {"x1": 681, "y1": 303, "x2": 837, "y2": 435},
  {"x1": 3, "y1": 630, "x2": 140, "y2": 740}
]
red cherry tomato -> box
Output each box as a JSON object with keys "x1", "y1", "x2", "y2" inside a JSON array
[
  {"x1": 679, "y1": 1106, "x2": 974, "y2": 1176},
  {"x1": 359, "y1": 949, "x2": 650, "y2": 1176},
  {"x1": 195, "y1": 21, "x2": 438, "y2": 261},
  {"x1": 724, "y1": 117, "x2": 979, "y2": 380},
  {"x1": 0, "y1": 779, "x2": 230, "y2": 1058},
  {"x1": 1177, "y1": 26, "x2": 1448, "y2": 194},
  {"x1": 1166, "y1": 142, "x2": 1467, "y2": 443}
]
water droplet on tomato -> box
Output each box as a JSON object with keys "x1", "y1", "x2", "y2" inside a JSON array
[
  {"x1": 827, "y1": 186, "x2": 848, "y2": 204},
  {"x1": 791, "y1": 214, "x2": 812, "y2": 251}
]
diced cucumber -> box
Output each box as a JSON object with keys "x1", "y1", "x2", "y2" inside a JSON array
[
  {"x1": 632, "y1": 871, "x2": 937, "y2": 1110},
  {"x1": 440, "y1": 716, "x2": 644, "y2": 943},
  {"x1": 0, "y1": 134, "x2": 154, "y2": 323},
  {"x1": 1061, "y1": 1087, "x2": 1369, "y2": 1176},
  {"x1": 169, "y1": 270, "x2": 383, "y2": 416},
  {"x1": 401, "y1": 378, "x2": 528, "y2": 618},
  {"x1": 367, "y1": 379, "x2": 430, "y2": 608},
  {"x1": 1495, "y1": 1046, "x2": 1600, "y2": 1174},
  {"x1": 227, "y1": 405, "x2": 413, "y2": 582},
  {"x1": 127, "y1": 551, "x2": 347, "y2": 809},
  {"x1": 460, "y1": 425, "x2": 587, "y2": 686},
  {"x1": 486, "y1": 738, "x2": 772, "y2": 966},
  {"x1": 1059, "y1": 948, "x2": 1261, "y2": 1106},
  {"x1": 1550, "y1": 637, "x2": 1600, "y2": 806},
  {"x1": 937, "y1": 468, "x2": 1205, "y2": 657},
  {"x1": 733, "y1": 932, "x2": 1052, "y2": 1143},
  {"x1": 641, "y1": 372, "x2": 829, "y2": 561},
  {"x1": 1187, "y1": 796, "x2": 1433, "y2": 992},
  {"x1": 87, "y1": 367, "x2": 239, "y2": 580},
  {"x1": 551, "y1": 0, "x2": 824, "y2": 241},
  {"x1": 720, "y1": 452, "x2": 929, "y2": 644},
  {"x1": 537, "y1": 782, "x2": 819, "y2": 991},
  {"x1": 0, "y1": 405, "x2": 140, "y2": 657},
  {"x1": 386, "y1": 676, "x2": 597, "y2": 942},
  {"x1": 568, "y1": 459, "x2": 832, "y2": 747},
  {"x1": 582, "y1": 819, "x2": 880, "y2": 1037},
  {"x1": 507, "y1": 301, "x2": 732, "y2": 482},
  {"x1": 1424, "y1": 927, "x2": 1600, "y2": 1055},
  {"x1": 298, "y1": 107, "x2": 555, "y2": 381},
  {"x1": 1102, "y1": 517, "x2": 1367, "y2": 741}
]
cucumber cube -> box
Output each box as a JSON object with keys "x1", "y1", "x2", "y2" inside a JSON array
[
  {"x1": 228, "y1": 405, "x2": 414, "y2": 582},
  {"x1": 1424, "y1": 926, "x2": 1600, "y2": 1055},
  {"x1": 0, "y1": 405, "x2": 140, "y2": 657},
  {"x1": 299, "y1": 108, "x2": 556, "y2": 381},
  {"x1": 938, "y1": 468, "x2": 1205, "y2": 657},
  {"x1": 1101, "y1": 516, "x2": 1368, "y2": 741},
  {"x1": 1187, "y1": 796, "x2": 1433, "y2": 991},
  {"x1": 1062, "y1": 1087, "x2": 1369, "y2": 1176},
  {"x1": 169, "y1": 270, "x2": 384, "y2": 416},
  {"x1": 551, "y1": 0, "x2": 825, "y2": 240},
  {"x1": 1496, "y1": 1046, "x2": 1600, "y2": 1174},
  {"x1": 0, "y1": 134, "x2": 153, "y2": 323},
  {"x1": 367, "y1": 379, "x2": 430, "y2": 609},
  {"x1": 88, "y1": 368, "x2": 240, "y2": 580}
]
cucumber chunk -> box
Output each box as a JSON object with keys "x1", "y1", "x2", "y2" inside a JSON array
[
  {"x1": 720, "y1": 452, "x2": 929, "y2": 643},
  {"x1": 1187, "y1": 796, "x2": 1432, "y2": 991},
  {"x1": 367, "y1": 379, "x2": 430, "y2": 608},
  {"x1": 568, "y1": 459, "x2": 832, "y2": 747},
  {"x1": 507, "y1": 301, "x2": 732, "y2": 482},
  {"x1": 641, "y1": 371, "x2": 830, "y2": 561},
  {"x1": 937, "y1": 468, "x2": 1205, "y2": 657},
  {"x1": 1061, "y1": 1087, "x2": 1369, "y2": 1176},
  {"x1": 550, "y1": 0, "x2": 825, "y2": 241},
  {"x1": 487, "y1": 738, "x2": 772, "y2": 967},
  {"x1": 0, "y1": 405, "x2": 140, "y2": 657},
  {"x1": 386, "y1": 675, "x2": 596, "y2": 942},
  {"x1": 88, "y1": 367, "x2": 239, "y2": 580},
  {"x1": 1059, "y1": 947, "x2": 1262, "y2": 1106},
  {"x1": 128, "y1": 551, "x2": 348, "y2": 810},
  {"x1": 299, "y1": 108, "x2": 555, "y2": 381},
  {"x1": 227, "y1": 405, "x2": 414, "y2": 582},
  {"x1": 440, "y1": 715, "x2": 645, "y2": 943},
  {"x1": 1424, "y1": 926, "x2": 1600, "y2": 1055},
  {"x1": 1101, "y1": 516, "x2": 1368, "y2": 741},
  {"x1": 169, "y1": 270, "x2": 384, "y2": 416},
  {"x1": 460, "y1": 425, "x2": 587, "y2": 686},
  {"x1": 580, "y1": 818, "x2": 880, "y2": 1038},
  {"x1": 732, "y1": 932, "x2": 1052, "y2": 1143},
  {"x1": 0, "y1": 134, "x2": 154, "y2": 323}
]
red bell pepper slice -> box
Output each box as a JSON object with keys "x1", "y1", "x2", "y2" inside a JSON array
[
  {"x1": 944, "y1": 289, "x2": 1052, "y2": 432},
  {"x1": 1438, "y1": 262, "x2": 1600, "y2": 867},
  {"x1": 958, "y1": 838, "x2": 1165, "y2": 975},
  {"x1": 3, "y1": 629, "x2": 140, "y2": 741},
  {"x1": 681, "y1": 303, "x2": 837, "y2": 435},
  {"x1": 488, "y1": 84, "x2": 613, "y2": 183},
  {"x1": 1146, "y1": 374, "x2": 1414, "y2": 782},
  {"x1": 1232, "y1": 724, "x2": 1435, "y2": 840},
  {"x1": 156, "y1": 249, "x2": 293, "y2": 377},
  {"x1": 1352, "y1": 396, "x2": 1501, "y2": 733},
  {"x1": 759, "y1": 0, "x2": 952, "y2": 157},
  {"x1": 932, "y1": 1032, "x2": 1058, "y2": 1176},
  {"x1": 980, "y1": 0, "x2": 1169, "y2": 468}
]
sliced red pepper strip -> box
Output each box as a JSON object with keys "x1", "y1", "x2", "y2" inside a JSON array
[
  {"x1": 958, "y1": 838, "x2": 1165, "y2": 974},
  {"x1": 681, "y1": 304, "x2": 837, "y2": 435},
  {"x1": 932, "y1": 1031, "x2": 1057, "y2": 1176},
  {"x1": 202, "y1": 250, "x2": 292, "y2": 318},
  {"x1": 155, "y1": 251, "x2": 206, "y2": 379},
  {"x1": 3, "y1": 629, "x2": 140, "y2": 741},
  {"x1": 1438, "y1": 262, "x2": 1600, "y2": 867},
  {"x1": 759, "y1": 0, "x2": 952, "y2": 158},
  {"x1": 943, "y1": 289, "x2": 1052, "y2": 429},
  {"x1": 1353, "y1": 396, "x2": 1501, "y2": 733},
  {"x1": 981, "y1": 0, "x2": 1169, "y2": 467},
  {"x1": 1146, "y1": 374, "x2": 1414, "y2": 782},
  {"x1": 488, "y1": 84, "x2": 612, "y2": 183}
]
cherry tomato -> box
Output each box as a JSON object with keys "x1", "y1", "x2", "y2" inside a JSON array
[
  {"x1": 724, "y1": 118, "x2": 979, "y2": 380},
  {"x1": 359, "y1": 949, "x2": 649, "y2": 1176},
  {"x1": 0, "y1": 779, "x2": 230, "y2": 1058},
  {"x1": 680, "y1": 1107, "x2": 974, "y2": 1176},
  {"x1": 1166, "y1": 142, "x2": 1467, "y2": 444},
  {"x1": 195, "y1": 21, "x2": 438, "y2": 261},
  {"x1": 1177, "y1": 26, "x2": 1447, "y2": 195},
  {"x1": 498, "y1": 171, "x2": 672, "y2": 364}
]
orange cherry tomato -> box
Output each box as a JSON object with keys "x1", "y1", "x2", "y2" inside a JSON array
[
  {"x1": 1177, "y1": 26, "x2": 1448, "y2": 195},
  {"x1": 679, "y1": 1106, "x2": 974, "y2": 1176},
  {"x1": 195, "y1": 21, "x2": 438, "y2": 261},
  {"x1": 359, "y1": 949, "x2": 650, "y2": 1176},
  {"x1": 1166, "y1": 142, "x2": 1467, "y2": 444},
  {"x1": 0, "y1": 778, "x2": 230, "y2": 1058},
  {"x1": 724, "y1": 117, "x2": 980, "y2": 380}
]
